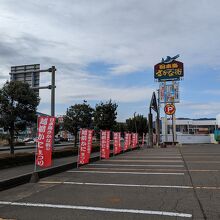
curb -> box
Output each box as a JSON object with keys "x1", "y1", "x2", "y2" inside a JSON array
[{"x1": 0, "y1": 147, "x2": 139, "y2": 191}]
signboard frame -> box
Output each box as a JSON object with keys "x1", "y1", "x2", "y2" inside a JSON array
[
  {"x1": 159, "y1": 81, "x2": 180, "y2": 103},
  {"x1": 154, "y1": 61, "x2": 184, "y2": 81},
  {"x1": 10, "y1": 64, "x2": 40, "y2": 95}
]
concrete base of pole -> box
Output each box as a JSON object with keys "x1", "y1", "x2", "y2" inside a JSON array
[{"x1": 29, "y1": 172, "x2": 39, "y2": 183}]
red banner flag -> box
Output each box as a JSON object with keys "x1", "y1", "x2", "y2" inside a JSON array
[
  {"x1": 131, "y1": 133, "x2": 136, "y2": 148},
  {"x1": 124, "y1": 132, "x2": 129, "y2": 151},
  {"x1": 132, "y1": 133, "x2": 138, "y2": 149},
  {"x1": 78, "y1": 129, "x2": 93, "y2": 165},
  {"x1": 87, "y1": 129, "x2": 93, "y2": 154},
  {"x1": 113, "y1": 132, "x2": 121, "y2": 155},
  {"x1": 100, "y1": 130, "x2": 110, "y2": 159},
  {"x1": 36, "y1": 116, "x2": 56, "y2": 168}
]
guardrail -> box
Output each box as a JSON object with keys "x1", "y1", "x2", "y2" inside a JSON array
[{"x1": 0, "y1": 142, "x2": 75, "y2": 152}]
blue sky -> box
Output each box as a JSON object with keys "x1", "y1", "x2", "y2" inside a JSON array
[{"x1": 0, "y1": 0, "x2": 220, "y2": 121}]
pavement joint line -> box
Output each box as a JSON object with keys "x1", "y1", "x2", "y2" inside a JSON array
[
  {"x1": 178, "y1": 146, "x2": 207, "y2": 220},
  {"x1": 40, "y1": 181, "x2": 194, "y2": 189},
  {"x1": 39, "y1": 181, "x2": 220, "y2": 190},
  {"x1": 184, "y1": 155, "x2": 220, "y2": 157},
  {"x1": 79, "y1": 167, "x2": 220, "y2": 172},
  {"x1": 107, "y1": 159, "x2": 184, "y2": 163},
  {"x1": 0, "y1": 201, "x2": 192, "y2": 218},
  {"x1": 88, "y1": 164, "x2": 185, "y2": 167},
  {"x1": 67, "y1": 170, "x2": 185, "y2": 175},
  {"x1": 184, "y1": 153, "x2": 220, "y2": 154},
  {"x1": 187, "y1": 161, "x2": 220, "y2": 163}
]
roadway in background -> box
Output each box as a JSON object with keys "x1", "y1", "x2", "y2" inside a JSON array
[{"x1": 0, "y1": 142, "x2": 74, "y2": 154}]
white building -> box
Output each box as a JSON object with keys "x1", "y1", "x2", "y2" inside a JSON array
[{"x1": 161, "y1": 118, "x2": 218, "y2": 144}]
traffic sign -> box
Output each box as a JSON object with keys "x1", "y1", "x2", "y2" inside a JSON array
[
  {"x1": 164, "y1": 104, "x2": 176, "y2": 115},
  {"x1": 10, "y1": 64, "x2": 40, "y2": 87},
  {"x1": 10, "y1": 64, "x2": 40, "y2": 96}
]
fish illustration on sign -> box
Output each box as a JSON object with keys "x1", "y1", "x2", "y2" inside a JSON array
[{"x1": 161, "y1": 54, "x2": 180, "y2": 64}]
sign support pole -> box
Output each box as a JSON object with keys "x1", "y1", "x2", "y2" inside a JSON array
[
  {"x1": 172, "y1": 114, "x2": 175, "y2": 145},
  {"x1": 164, "y1": 81, "x2": 168, "y2": 143},
  {"x1": 156, "y1": 89, "x2": 160, "y2": 147},
  {"x1": 174, "y1": 113, "x2": 176, "y2": 143},
  {"x1": 172, "y1": 80, "x2": 176, "y2": 145}
]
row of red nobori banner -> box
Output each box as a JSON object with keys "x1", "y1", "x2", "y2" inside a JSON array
[
  {"x1": 35, "y1": 116, "x2": 146, "y2": 168},
  {"x1": 78, "y1": 129, "x2": 145, "y2": 165}
]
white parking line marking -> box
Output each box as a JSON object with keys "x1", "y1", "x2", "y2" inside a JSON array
[
  {"x1": 80, "y1": 167, "x2": 219, "y2": 172},
  {"x1": 88, "y1": 163, "x2": 184, "y2": 168},
  {"x1": 0, "y1": 201, "x2": 192, "y2": 218},
  {"x1": 40, "y1": 181, "x2": 193, "y2": 189},
  {"x1": 67, "y1": 170, "x2": 184, "y2": 175},
  {"x1": 109, "y1": 160, "x2": 183, "y2": 163},
  {"x1": 117, "y1": 156, "x2": 182, "y2": 159}
]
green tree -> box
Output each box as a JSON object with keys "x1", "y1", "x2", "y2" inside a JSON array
[
  {"x1": 113, "y1": 122, "x2": 127, "y2": 137},
  {"x1": 0, "y1": 81, "x2": 40, "y2": 155},
  {"x1": 63, "y1": 102, "x2": 94, "y2": 147},
  {"x1": 94, "y1": 100, "x2": 118, "y2": 131},
  {"x1": 126, "y1": 114, "x2": 148, "y2": 136},
  {"x1": 54, "y1": 119, "x2": 60, "y2": 137}
]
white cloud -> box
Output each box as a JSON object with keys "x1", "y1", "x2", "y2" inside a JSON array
[
  {"x1": 39, "y1": 70, "x2": 154, "y2": 104},
  {"x1": 178, "y1": 102, "x2": 220, "y2": 118},
  {"x1": 1, "y1": 0, "x2": 220, "y2": 117},
  {"x1": 1, "y1": 0, "x2": 220, "y2": 69},
  {"x1": 203, "y1": 90, "x2": 220, "y2": 95},
  {"x1": 110, "y1": 64, "x2": 141, "y2": 75}
]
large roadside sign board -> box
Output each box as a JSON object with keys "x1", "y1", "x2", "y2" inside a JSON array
[
  {"x1": 154, "y1": 61, "x2": 184, "y2": 81},
  {"x1": 10, "y1": 64, "x2": 40, "y2": 95},
  {"x1": 159, "y1": 82, "x2": 179, "y2": 103}
]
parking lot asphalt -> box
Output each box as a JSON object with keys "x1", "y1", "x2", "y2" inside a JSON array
[{"x1": 0, "y1": 144, "x2": 220, "y2": 220}]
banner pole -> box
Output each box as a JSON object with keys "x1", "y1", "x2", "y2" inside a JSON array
[
  {"x1": 77, "y1": 129, "x2": 81, "y2": 169},
  {"x1": 30, "y1": 116, "x2": 40, "y2": 183},
  {"x1": 34, "y1": 116, "x2": 39, "y2": 173},
  {"x1": 100, "y1": 130, "x2": 102, "y2": 160},
  {"x1": 123, "y1": 133, "x2": 125, "y2": 153}
]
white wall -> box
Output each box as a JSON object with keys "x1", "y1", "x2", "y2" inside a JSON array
[{"x1": 161, "y1": 134, "x2": 211, "y2": 144}]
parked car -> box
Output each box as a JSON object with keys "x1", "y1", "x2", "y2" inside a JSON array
[
  {"x1": 59, "y1": 137, "x2": 68, "y2": 142},
  {"x1": 54, "y1": 138, "x2": 61, "y2": 144},
  {"x1": 24, "y1": 138, "x2": 36, "y2": 144}
]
